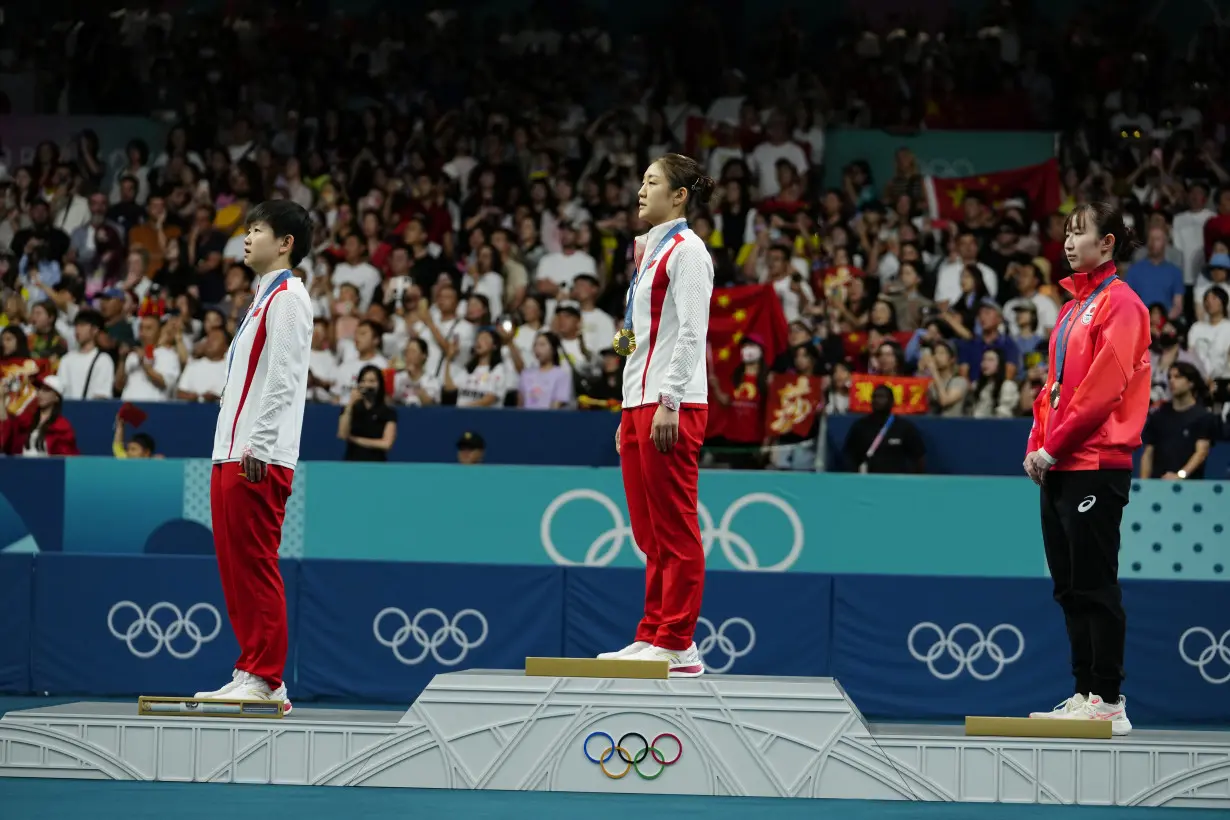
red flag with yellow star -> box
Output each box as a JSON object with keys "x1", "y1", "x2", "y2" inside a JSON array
[
  {"x1": 704, "y1": 284, "x2": 790, "y2": 440},
  {"x1": 923, "y1": 158, "x2": 1061, "y2": 222}
]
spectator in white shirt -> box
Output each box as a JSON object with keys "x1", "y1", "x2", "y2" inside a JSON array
[
  {"x1": 116, "y1": 315, "x2": 182, "y2": 401},
  {"x1": 307, "y1": 318, "x2": 338, "y2": 402},
  {"x1": 1001, "y1": 261, "x2": 1059, "y2": 334},
  {"x1": 174, "y1": 326, "x2": 229, "y2": 403},
  {"x1": 750, "y1": 111, "x2": 810, "y2": 199},
  {"x1": 460, "y1": 243, "x2": 506, "y2": 319},
  {"x1": 934, "y1": 232, "x2": 1000, "y2": 305},
  {"x1": 332, "y1": 233, "x2": 383, "y2": 312},
  {"x1": 332, "y1": 319, "x2": 389, "y2": 402},
  {"x1": 444, "y1": 327, "x2": 507, "y2": 407},
  {"x1": 56, "y1": 310, "x2": 115, "y2": 400},
  {"x1": 553, "y1": 301, "x2": 600, "y2": 377},
  {"x1": 1172, "y1": 183, "x2": 1215, "y2": 286},
  {"x1": 534, "y1": 221, "x2": 597, "y2": 299},
  {"x1": 421, "y1": 283, "x2": 475, "y2": 377},
  {"x1": 1189, "y1": 288, "x2": 1230, "y2": 381},
  {"x1": 392, "y1": 338, "x2": 441, "y2": 406},
  {"x1": 571, "y1": 273, "x2": 616, "y2": 352}
]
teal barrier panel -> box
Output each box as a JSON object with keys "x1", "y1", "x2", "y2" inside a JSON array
[
  {"x1": 822, "y1": 130, "x2": 1057, "y2": 193},
  {"x1": 28, "y1": 460, "x2": 1230, "y2": 581}
]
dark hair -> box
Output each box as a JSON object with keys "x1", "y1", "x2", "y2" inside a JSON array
[
  {"x1": 358, "y1": 319, "x2": 384, "y2": 341},
  {"x1": 130, "y1": 433, "x2": 156, "y2": 455},
  {"x1": 971, "y1": 347, "x2": 1008, "y2": 411},
  {"x1": 1, "y1": 326, "x2": 30, "y2": 357},
  {"x1": 245, "y1": 200, "x2": 313, "y2": 265},
  {"x1": 1203, "y1": 285, "x2": 1228, "y2": 317},
  {"x1": 652, "y1": 153, "x2": 717, "y2": 212},
  {"x1": 1064, "y1": 202, "x2": 1138, "y2": 263},
  {"x1": 535, "y1": 330, "x2": 562, "y2": 366},
  {"x1": 356, "y1": 364, "x2": 386, "y2": 403},
  {"x1": 1169, "y1": 361, "x2": 1209, "y2": 405},
  {"x1": 466, "y1": 328, "x2": 504, "y2": 373}
]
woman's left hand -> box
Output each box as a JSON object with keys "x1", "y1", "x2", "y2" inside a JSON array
[{"x1": 650, "y1": 405, "x2": 679, "y2": 453}]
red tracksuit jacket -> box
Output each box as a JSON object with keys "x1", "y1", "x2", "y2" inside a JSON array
[
  {"x1": 1026, "y1": 261, "x2": 1151, "y2": 471},
  {"x1": 0, "y1": 403, "x2": 80, "y2": 456}
]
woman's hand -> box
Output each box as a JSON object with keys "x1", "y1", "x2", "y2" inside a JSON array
[
  {"x1": 615, "y1": 425, "x2": 621, "y2": 455},
  {"x1": 349, "y1": 388, "x2": 363, "y2": 406},
  {"x1": 650, "y1": 405, "x2": 679, "y2": 453}
]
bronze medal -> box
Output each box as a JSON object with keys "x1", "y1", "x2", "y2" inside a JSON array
[{"x1": 613, "y1": 328, "x2": 637, "y2": 357}]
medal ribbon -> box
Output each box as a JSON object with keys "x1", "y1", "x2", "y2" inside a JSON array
[
  {"x1": 1053, "y1": 275, "x2": 1116, "y2": 388},
  {"x1": 225, "y1": 269, "x2": 294, "y2": 385},
  {"x1": 622, "y1": 221, "x2": 687, "y2": 334}
]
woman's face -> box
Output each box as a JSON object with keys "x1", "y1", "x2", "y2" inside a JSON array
[
  {"x1": 934, "y1": 344, "x2": 952, "y2": 368},
  {"x1": 521, "y1": 298, "x2": 542, "y2": 324},
  {"x1": 847, "y1": 276, "x2": 865, "y2": 301},
  {"x1": 14, "y1": 168, "x2": 31, "y2": 189},
  {"x1": 474, "y1": 330, "x2": 495, "y2": 357},
  {"x1": 960, "y1": 267, "x2": 976, "y2": 292},
  {"x1": 876, "y1": 344, "x2": 899, "y2": 373},
  {"x1": 127, "y1": 253, "x2": 145, "y2": 277},
  {"x1": 478, "y1": 245, "x2": 495, "y2": 270},
  {"x1": 519, "y1": 217, "x2": 537, "y2": 244},
  {"x1": 362, "y1": 213, "x2": 381, "y2": 237},
  {"x1": 203, "y1": 311, "x2": 223, "y2": 331},
  {"x1": 870, "y1": 301, "x2": 892, "y2": 326},
  {"x1": 1206, "y1": 292, "x2": 1226, "y2": 318},
  {"x1": 533, "y1": 334, "x2": 553, "y2": 363},
  {"x1": 405, "y1": 342, "x2": 425, "y2": 366},
  {"x1": 981, "y1": 350, "x2": 1000, "y2": 376},
  {"x1": 793, "y1": 346, "x2": 813, "y2": 373},
  {"x1": 740, "y1": 343, "x2": 762, "y2": 364},
  {"x1": 724, "y1": 180, "x2": 741, "y2": 203},
  {"x1": 0, "y1": 331, "x2": 16, "y2": 356},
  {"x1": 465, "y1": 297, "x2": 486, "y2": 322},
  {"x1": 37, "y1": 386, "x2": 58, "y2": 409},
  {"x1": 358, "y1": 369, "x2": 381, "y2": 392},
  {"x1": 576, "y1": 223, "x2": 592, "y2": 247},
  {"x1": 832, "y1": 363, "x2": 851, "y2": 387},
  {"x1": 1064, "y1": 210, "x2": 1111, "y2": 272},
  {"x1": 468, "y1": 227, "x2": 484, "y2": 251}
]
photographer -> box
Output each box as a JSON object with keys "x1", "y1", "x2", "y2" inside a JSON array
[{"x1": 337, "y1": 363, "x2": 397, "y2": 462}]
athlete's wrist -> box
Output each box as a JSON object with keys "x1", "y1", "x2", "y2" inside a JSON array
[{"x1": 658, "y1": 392, "x2": 680, "y2": 412}]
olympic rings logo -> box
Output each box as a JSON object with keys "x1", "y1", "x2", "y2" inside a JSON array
[
  {"x1": 1179, "y1": 627, "x2": 1230, "y2": 685},
  {"x1": 107, "y1": 601, "x2": 222, "y2": 659},
  {"x1": 583, "y1": 731, "x2": 683, "y2": 779},
  {"x1": 918, "y1": 158, "x2": 976, "y2": 178},
  {"x1": 373, "y1": 607, "x2": 489, "y2": 666},
  {"x1": 695, "y1": 616, "x2": 755, "y2": 674},
  {"x1": 907, "y1": 622, "x2": 1025, "y2": 681},
  {"x1": 540, "y1": 489, "x2": 804, "y2": 571}
]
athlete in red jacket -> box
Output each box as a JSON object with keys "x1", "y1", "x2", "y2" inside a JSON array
[{"x1": 1024, "y1": 202, "x2": 1150, "y2": 736}]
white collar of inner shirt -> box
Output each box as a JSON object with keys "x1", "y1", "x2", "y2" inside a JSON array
[{"x1": 640, "y1": 217, "x2": 688, "y2": 265}]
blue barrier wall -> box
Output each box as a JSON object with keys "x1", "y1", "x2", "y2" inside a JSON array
[
  {"x1": 50, "y1": 400, "x2": 1230, "y2": 477},
  {"x1": 2, "y1": 556, "x2": 1227, "y2": 724},
  {"x1": 2, "y1": 459, "x2": 1227, "y2": 582}
]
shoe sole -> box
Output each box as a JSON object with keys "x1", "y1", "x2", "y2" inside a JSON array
[{"x1": 667, "y1": 666, "x2": 704, "y2": 678}]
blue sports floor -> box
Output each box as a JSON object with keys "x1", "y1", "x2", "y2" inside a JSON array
[{"x1": 1, "y1": 697, "x2": 1223, "y2": 820}]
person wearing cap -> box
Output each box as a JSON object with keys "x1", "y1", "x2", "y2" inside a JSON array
[
  {"x1": 598, "y1": 153, "x2": 716, "y2": 677},
  {"x1": 456, "y1": 431, "x2": 485, "y2": 465},
  {"x1": 958, "y1": 298, "x2": 1023, "y2": 375},
  {"x1": 1124, "y1": 225, "x2": 1185, "y2": 323},
  {"x1": 1195, "y1": 252, "x2": 1230, "y2": 323},
  {"x1": 0, "y1": 374, "x2": 79, "y2": 457},
  {"x1": 1002, "y1": 261, "x2": 1059, "y2": 335},
  {"x1": 552, "y1": 301, "x2": 600, "y2": 377},
  {"x1": 56, "y1": 309, "x2": 115, "y2": 400},
  {"x1": 571, "y1": 273, "x2": 616, "y2": 352},
  {"x1": 97, "y1": 287, "x2": 136, "y2": 351}
]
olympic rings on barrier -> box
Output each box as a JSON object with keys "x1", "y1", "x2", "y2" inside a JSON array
[{"x1": 583, "y1": 731, "x2": 683, "y2": 779}]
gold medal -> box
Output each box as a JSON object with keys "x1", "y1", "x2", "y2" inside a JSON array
[
  {"x1": 1049, "y1": 382, "x2": 1061, "y2": 409},
  {"x1": 613, "y1": 328, "x2": 637, "y2": 356}
]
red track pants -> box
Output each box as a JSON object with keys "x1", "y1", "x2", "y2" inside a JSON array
[
  {"x1": 620, "y1": 404, "x2": 708, "y2": 651},
  {"x1": 210, "y1": 463, "x2": 292, "y2": 689}
]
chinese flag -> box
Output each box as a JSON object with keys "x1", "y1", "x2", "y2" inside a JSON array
[
  {"x1": 705, "y1": 285, "x2": 790, "y2": 440},
  {"x1": 923, "y1": 158, "x2": 1061, "y2": 222}
]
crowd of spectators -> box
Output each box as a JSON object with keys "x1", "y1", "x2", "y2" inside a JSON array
[{"x1": 0, "y1": 2, "x2": 1226, "y2": 468}]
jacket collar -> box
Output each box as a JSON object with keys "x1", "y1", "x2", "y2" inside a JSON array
[
  {"x1": 641, "y1": 217, "x2": 688, "y2": 257},
  {"x1": 1059, "y1": 260, "x2": 1117, "y2": 300}
]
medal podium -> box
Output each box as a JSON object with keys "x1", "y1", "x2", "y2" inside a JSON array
[{"x1": 1, "y1": 664, "x2": 1228, "y2": 809}]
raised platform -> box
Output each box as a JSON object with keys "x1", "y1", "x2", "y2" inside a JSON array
[{"x1": 1, "y1": 670, "x2": 1228, "y2": 808}]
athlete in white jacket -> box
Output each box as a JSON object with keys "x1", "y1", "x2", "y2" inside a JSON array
[
  {"x1": 195, "y1": 201, "x2": 313, "y2": 712},
  {"x1": 598, "y1": 154, "x2": 716, "y2": 676}
]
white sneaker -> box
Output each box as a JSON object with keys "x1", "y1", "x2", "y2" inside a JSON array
[
  {"x1": 1076, "y1": 694, "x2": 1131, "y2": 736},
  {"x1": 628, "y1": 643, "x2": 705, "y2": 678},
  {"x1": 1029, "y1": 693, "x2": 1087, "y2": 719},
  {"x1": 194, "y1": 669, "x2": 243, "y2": 699},
  {"x1": 598, "y1": 640, "x2": 650, "y2": 660},
  {"x1": 229, "y1": 674, "x2": 293, "y2": 715}
]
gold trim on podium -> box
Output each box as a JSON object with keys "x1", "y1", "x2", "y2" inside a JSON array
[
  {"x1": 525, "y1": 657, "x2": 669, "y2": 680},
  {"x1": 964, "y1": 716, "x2": 1112, "y2": 739},
  {"x1": 137, "y1": 696, "x2": 286, "y2": 719}
]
